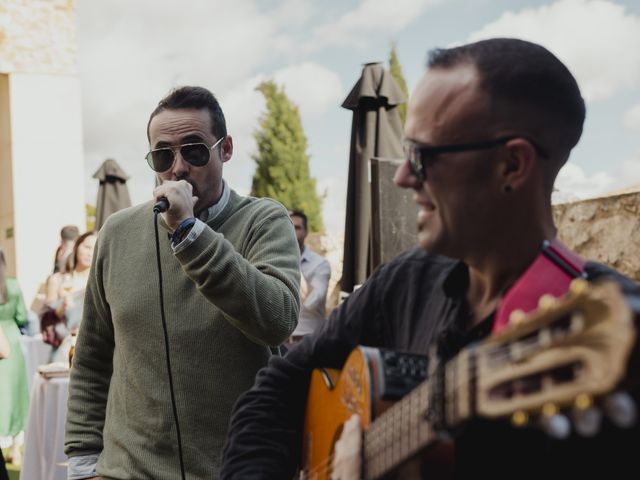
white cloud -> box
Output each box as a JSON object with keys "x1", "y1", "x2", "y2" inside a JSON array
[
  {"x1": 76, "y1": 0, "x2": 349, "y2": 206},
  {"x1": 268, "y1": 0, "x2": 316, "y2": 27},
  {"x1": 76, "y1": 0, "x2": 306, "y2": 205},
  {"x1": 615, "y1": 156, "x2": 640, "y2": 190},
  {"x1": 317, "y1": 176, "x2": 347, "y2": 239},
  {"x1": 593, "y1": 155, "x2": 640, "y2": 195},
  {"x1": 468, "y1": 0, "x2": 640, "y2": 101},
  {"x1": 272, "y1": 63, "x2": 343, "y2": 116},
  {"x1": 307, "y1": 0, "x2": 445, "y2": 50},
  {"x1": 220, "y1": 78, "x2": 267, "y2": 196},
  {"x1": 623, "y1": 104, "x2": 640, "y2": 134},
  {"x1": 553, "y1": 162, "x2": 615, "y2": 202},
  {"x1": 552, "y1": 154, "x2": 640, "y2": 202}
]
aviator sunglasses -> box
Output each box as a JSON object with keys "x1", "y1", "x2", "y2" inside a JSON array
[{"x1": 145, "y1": 136, "x2": 225, "y2": 173}]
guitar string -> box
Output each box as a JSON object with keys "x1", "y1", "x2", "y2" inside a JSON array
[{"x1": 302, "y1": 451, "x2": 334, "y2": 479}]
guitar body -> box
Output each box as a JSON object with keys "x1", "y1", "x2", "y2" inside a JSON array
[{"x1": 302, "y1": 347, "x2": 429, "y2": 479}]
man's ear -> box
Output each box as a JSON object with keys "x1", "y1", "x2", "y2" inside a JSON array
[
  {"x1": 221, "y1": 135, "x2": 234, "y2": 162},
  {"x1": 500, "y1": 138, "x2": 537, "y2": 193}
]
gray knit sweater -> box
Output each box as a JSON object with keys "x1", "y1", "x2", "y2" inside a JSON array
[{"x1": 65, "y1": 190, "x2": 300, "y2": 479}]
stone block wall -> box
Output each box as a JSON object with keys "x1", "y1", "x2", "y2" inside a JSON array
[
  {"x1": 554, "y1": 190, "x2": 640, "y2": 282},
  {"x1": 0, "y1": 0, "x2": 76, "y2": 74}
]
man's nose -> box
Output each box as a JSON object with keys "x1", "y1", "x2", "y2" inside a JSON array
[
  {"x1": 171, "y1": 149, "x2": 190, "y2": 178},
  {"x1": 393, "y1": 159, "x2": 422, "y2": 190}
]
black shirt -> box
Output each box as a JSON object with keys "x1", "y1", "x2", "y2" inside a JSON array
[{"x1": 221, "y1": 248, "x2": 640, "y2": 479}]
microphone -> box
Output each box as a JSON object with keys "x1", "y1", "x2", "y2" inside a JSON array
[{"x1": 153, "y1": 197, "x2": 169, "y2": 214}]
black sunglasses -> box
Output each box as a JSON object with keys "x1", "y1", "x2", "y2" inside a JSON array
[
  {"x1": 145, "y1": 136, "x2": 225, "y2": 173},
  {"x1": 403, "y1": 136, "x2": 548, "y2": 182}
]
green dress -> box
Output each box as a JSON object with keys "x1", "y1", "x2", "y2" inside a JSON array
[{"x1": 0, "y1": 277, "x2": 29, "y2": 436}]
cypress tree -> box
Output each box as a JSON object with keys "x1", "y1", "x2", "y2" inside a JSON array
[
  {"x1": 389, "y1": 43, "x2": 409, "y2": 125},
  {"x1": 251, "y1": 80, "x2": 324, "y2": 232}
]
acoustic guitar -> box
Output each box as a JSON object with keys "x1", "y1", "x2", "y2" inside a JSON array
[{"x1": 301, "y1": 280, "x2": 639, "y2": 479}]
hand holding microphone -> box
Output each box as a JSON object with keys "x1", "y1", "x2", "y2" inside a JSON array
[
  {"x1": 153, "y1": 197, "x2": 169, "y2": 214},
  {"x1": 153, "y1": 180, "x2": 199, "y2": 231}
]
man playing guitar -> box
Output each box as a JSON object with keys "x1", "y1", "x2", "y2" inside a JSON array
[{"x1": 221, "y1": 38, "x2": 640, "y2": 479}]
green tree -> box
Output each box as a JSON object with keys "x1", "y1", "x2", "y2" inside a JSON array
[
  {"x1": 251, "y1": 80, "x2": 324, "y2": 231},
  {"x1": 389, "y1": 43, "x2": 409, "y2": 125}
]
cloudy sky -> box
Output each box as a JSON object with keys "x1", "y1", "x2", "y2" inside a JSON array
[{"x1": 76, "y1": 0, "x2": 640, "y2": 238}]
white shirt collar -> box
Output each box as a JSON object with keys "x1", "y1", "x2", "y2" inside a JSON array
[{"x1": 198, "y1": 180, "x2": 230, "y2": 223}]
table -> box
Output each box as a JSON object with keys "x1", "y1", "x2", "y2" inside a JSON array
[
  {"x1": 19, "y1": 335, "x2": 52, "y2": 393},
  {"x1": 20, "y1": 374, "x2": 68, "y2": 480}
]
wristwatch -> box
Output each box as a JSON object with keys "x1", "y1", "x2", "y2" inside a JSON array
[{"x1": 171, "y1": 217, "x2": 196, "y2": 248}]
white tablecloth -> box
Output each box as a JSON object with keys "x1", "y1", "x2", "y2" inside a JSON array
[
  {"x1": 19, "y1": 335, "x2": 53, "y2": 392},
  {"x1": 20, "y1": 374, "x2": 68, "y2": 480}
]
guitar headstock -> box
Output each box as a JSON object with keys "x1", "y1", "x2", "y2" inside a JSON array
[{"x1": 473, "y1": 279, "x2": 637, "y2": 438}]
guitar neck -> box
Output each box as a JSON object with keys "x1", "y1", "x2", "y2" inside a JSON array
[{"x1": 362, "y1": 380, "x2": 431, "y2": 479}]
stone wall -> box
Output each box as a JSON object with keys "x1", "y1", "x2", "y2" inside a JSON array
[
  {"x1": 553, "y1": 190, "x2": 640, "y2": 282},
  {"x1": 0, "y1": 0, "x2": 77, "y2": 74}
]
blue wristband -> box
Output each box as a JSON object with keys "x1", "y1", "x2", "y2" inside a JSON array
[{"x1": 171, "y1": 217, "x2": 196, "y2": 247}]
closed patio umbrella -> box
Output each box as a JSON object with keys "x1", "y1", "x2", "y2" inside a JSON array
[
  {"x1": 93, "y1": 158, "x2": 131, "y2": 230},
  {"x1": 340, "y1": 62, "x2": 405, "y2": 293}
]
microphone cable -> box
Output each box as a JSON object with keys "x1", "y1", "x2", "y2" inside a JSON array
[{"x1": 153, "y1": 211, "x2": 187, "y2": 480}]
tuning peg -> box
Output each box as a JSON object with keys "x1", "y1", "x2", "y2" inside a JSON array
[
  {"x1": 511, "y1": 410, "x2": 529, "y2": 427},
  {"x1": 540, "y1": 404, "x2": 571, "y2": 439},
  {"x1": 604, "y1": 391, "x2": 637, "y2": 429},
  {"x1": 572, "y1": 395, "x2": 602, "y2": 437},
  {"x1": 541, "y1": 414, "x2": 571, "y2": 439},
  {"x1": 569, "y1": 278, "x2": 589, "y2": 295},
  {"x1": 542, "y1": 402, "x2": 559, "y2": 416},
  {"x1": 509, "y1": 309, "x2": 526, "y2": 326},
  {"x1": 575, "y1": 393, "x2": 593, "y2": 410},
  {"x1": 538, "y1": 294, "x2": 557, "y2": 312}
]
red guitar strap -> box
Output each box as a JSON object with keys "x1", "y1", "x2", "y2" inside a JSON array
[{"x1": 492, "y1": 239, "x2": 587, "y2": 334}]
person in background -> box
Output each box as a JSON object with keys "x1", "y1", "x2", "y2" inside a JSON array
[
  {"x1": 287, "y1": 210, "x2": 330, "y2": 346},
  {"x1": 0, "y1": 248, "x2": 29, "y2": 467},
  {"x1": 53, "y1": 225, "x2": 80, "y2": 273},
  {"x1": 65, "y1": 86, "x2": 300, "y2": 479},
  {"x1": 45, "y1": 231, "x2": 97, "y2": 362}
]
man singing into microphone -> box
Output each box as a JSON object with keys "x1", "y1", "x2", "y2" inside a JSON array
[{"x1": 65, "y1": 86, "x2": 301, "y2": 479}]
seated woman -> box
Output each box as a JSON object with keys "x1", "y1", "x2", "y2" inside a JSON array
[{"x1": 45, "y1": 231, "x2": 97, "y2": 362}]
